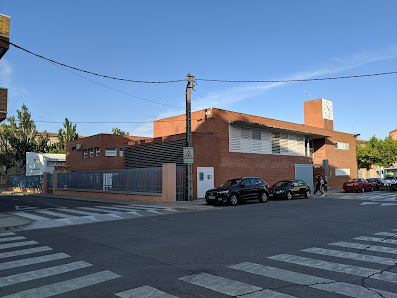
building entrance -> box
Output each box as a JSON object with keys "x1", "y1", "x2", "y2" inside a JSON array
[
  {"x1": 197, "y1": 167, "x2": 214, "y2": 199},
  {"x1": 295, "y1": 164, "x2": 314, "y2": 191}
]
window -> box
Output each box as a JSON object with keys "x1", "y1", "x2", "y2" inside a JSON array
[
  {"x1": 105, "y1": 147, "x2": 117, "y2": 157},
  {"x1": 89, "y1": 148, "x2": 94, "y2": 157},
  {"x1": 47, "y1": 161, "x2": 66, "y2": 167},
  {"x1": 119, "y1": 148, "x2": 123, "y2": 157},
  {"x1": 2, "y1": 165, "x2": 6, "y2": 172},
  {"x1": 334, "y1": 142, "x2": 349, "y2": 150},
  {"x1": 1, "y1": 176, "x2": 5, "y2": 184},
  {"x1": 271, "y1": 132, "x2": 281, "y2": 154},
  {"x1": 96, "y1": 147, "x2": 100, "y2": 156},
  {"x1": 83, "y1": 149, "x2": 87, "y2": 158}
]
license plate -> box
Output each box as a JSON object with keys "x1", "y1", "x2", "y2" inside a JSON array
[
  {"x1": 269, "y1": 194, "x2": 273, "y2": 196},
  {"x1": 208, "y1": 195, "x2": 216, "y2": 200},
  {"x1": 347, "y1": 183, "x2": 353, "y2": 186}
]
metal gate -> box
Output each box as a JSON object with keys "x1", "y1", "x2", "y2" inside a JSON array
[{"x1": 295, "y1": 164, "x2": 314, "y2": 191}]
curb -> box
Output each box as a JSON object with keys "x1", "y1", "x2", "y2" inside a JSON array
[{"x1": 0, "y1": 222, "x2": 32, "y2": 232}]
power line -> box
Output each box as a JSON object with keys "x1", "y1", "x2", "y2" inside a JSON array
[
  {"x1": 8, "y1": 41, "x2": 185, "y2": 84},
  {"x1": 196, "y1": 72, "x2": 397, "y2": 83}
]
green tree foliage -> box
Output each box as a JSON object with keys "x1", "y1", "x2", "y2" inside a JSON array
[
  {"x1": 112, "y1": 127, "x2": 129, "y2": 136},
  {"x1": 49, "y1": 118, "x2": 78, "y2": 154},
  {"x1": 356, "y1": 135, "x2": 397, "y2": 169},
  {"x1": 0, "y1": 104, "x2": 49, "y2": 173}
]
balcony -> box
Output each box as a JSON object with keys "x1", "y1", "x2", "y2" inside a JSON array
[{"x1": 0, "y1": 14, "x2": 10, "y2": 59}]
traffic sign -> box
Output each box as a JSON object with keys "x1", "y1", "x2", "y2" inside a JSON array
[{"x1": 183, "y1": 147, "x2": 194, "y2": 163}]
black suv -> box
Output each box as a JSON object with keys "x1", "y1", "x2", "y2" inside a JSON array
[
  {"x1": 366, "y1": 178, "x2": 384, "y2": 191},
  {"x1": 268, "y1": 180, "x2": 311, "y2": 200},
  {"x1": 205, "y1": 177, "x2": 269, "y2": 206}
]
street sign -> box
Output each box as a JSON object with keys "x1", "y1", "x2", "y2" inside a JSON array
[{"x1": 183, "y1": 147, "x2": 194, "y2": 164}]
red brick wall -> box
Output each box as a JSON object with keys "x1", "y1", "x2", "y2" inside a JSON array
[
  {"x1": 66, "y1": 134, "x2": 147, "y2": 171},
  {"x1": 304, "y1": 98, "x2": 333, "y2": 131}
]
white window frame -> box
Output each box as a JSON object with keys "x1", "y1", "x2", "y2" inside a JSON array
[
  {"x1": 89, "y1": 148, "x2": 94, "y2": 157},
  {"x1": 334, "y1": 142, "x2": 349, "y2": 150},
  {"x1": 105, "y1": 147, "x2": 117, "y2": 157},
  {"x1": 83, "y1": 149, "x2": 87, "y2": 158},
  {"x1": 335, "y1": 168, "x2": 350, "y2": 176},
  {"x1": 119, "y1": 148, "x2": 123, "y2": 157},
  {"x1": 96, "y1": 147, "x2": 100, "y2": 156}
]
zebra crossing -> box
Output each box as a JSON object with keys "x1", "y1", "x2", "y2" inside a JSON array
[
  {"x1": 7, "y1": 204, "x2": 180, "y2": 230},
  {"x1": 117, "y1": 228, "x2": 397, "y2": 297},
  {"x1": 333, "y1": 191, "x2": 397, "y2": 207},
  {"x1": 0, "y1": 231, "x2": 121, "y2": 297}
]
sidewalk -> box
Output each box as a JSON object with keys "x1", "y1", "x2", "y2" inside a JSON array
[{"x1": 0, "y1": 214, "x2": 33, "y2": 231}]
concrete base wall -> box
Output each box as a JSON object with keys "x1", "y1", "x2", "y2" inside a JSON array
[{"x1": 7, "y1": 187, "x2": 43, "y2": 194}]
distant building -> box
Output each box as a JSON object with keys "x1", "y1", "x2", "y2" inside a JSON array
[{"x1": 26, "y1": 152, "x2": 66, "y2": 176}]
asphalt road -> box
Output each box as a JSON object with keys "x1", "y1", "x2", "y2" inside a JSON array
[
  {"x1": 0, "y1": 194, "x2": 109, "y2": 212},
  {"x1": 1, "y1": 194, "x2": 397, "y2": 297}
]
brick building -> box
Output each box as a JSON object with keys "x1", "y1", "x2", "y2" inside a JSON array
[
  {"x1": 124, "y1": 98, "x2": 357, "y2": 198},
  {"x1": 66, "y1": 134, "x2": 147, "y2": 171},
  {"x1": 390, "y1": 129, "x2": 397, "y2": 141}
]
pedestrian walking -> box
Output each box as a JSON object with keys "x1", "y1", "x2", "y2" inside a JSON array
[
  {"x1": 313, "y1": 175, "x2": 324, "y2": 196},
  {"x1": 323, "y1": 180, "x2": 328, "y2": 192}
]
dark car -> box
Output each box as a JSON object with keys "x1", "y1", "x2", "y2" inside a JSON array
[
  {"x1": 205, "y1": 177, "x2": 269, "y2": 206},
  {"x1": 268, "y1": 180, "x2": 311, "y2": 200},
  {"x1": 366, "y1": 178, "x2": 384, "y2": 191}
]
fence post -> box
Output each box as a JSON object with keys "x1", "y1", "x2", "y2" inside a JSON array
[
  {"x1": 53, "y1": 171, "x2": 58, "y2": 195},
  {"x1": 162, "y1": 163, "x2": 176, "y2": 202},
  {"x1": 42, "y1": 172, "x2": 49, "y2": 193}
]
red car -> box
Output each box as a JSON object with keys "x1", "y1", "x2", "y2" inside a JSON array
[{"x1": 343, "y1": 178, "x2": 373, "y2": 192}]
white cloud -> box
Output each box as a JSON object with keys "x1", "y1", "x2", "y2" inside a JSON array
[
  {"x1": 132, "y1": 46, "x2": 397, "y2": 136},
  {"x1": 0, "y1": 59, "x2": 12, "y2": 86}
]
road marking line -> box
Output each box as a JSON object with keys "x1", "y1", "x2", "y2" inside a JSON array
[
  {"x1": 10, "y1": 212, "x2": 49, "y2": 221},
  {"x1": 34, "y1": 210, "x2": 77, "y2": 218},
  {"x1": 77, "y1": 207, "x2": 116, "y2": 213},
  {"x1": 0, "y1": 232, "x2": 16, "y2": 237},
  {"x1": 115, "y1": 285, "x2": 178, "y2": 298},
  {"x1": 0, "y1": 241, "x2": 38, "y2": 250},
  {"x1": 0, "y1": 236, "x2": 26, "y2": 243},
  {"x1": 330, "y1": 241, "x2": 397, "y2": 255},
  {"x1": 354, "y1": 236, "x2": 397, "y2": 245},
  {"x1": 0, "y1": 246, "x2": 53, "y2": 259},
  {"x1": 114, "y1": 204, "x2": 175, "y2": 210},
  {"x1": 0, "y1": 252, "x2": 70, "y2": 271},
  {"x1": 0, "y1": 261, "x2": 92, "y2": 287},
  {"x1": 95, "y1": 205, "x2": 160, "y2": 214},
  {"x1": 52, "y1": 208, "x2": 104, "y2": 216},
  {"x1": 230, "y1": 262, "x2": 397, "y2": 298},
  {"x1": 375, "y1": 232, "x2": 397, "y2": 237},
  {"x1": 360, "y1": 202, "x2": 379, "y2": 205},
  {"x1": 381, "y1": 203, "x2": 397, "y2": 206},
  {"x1": 302, "y1": 247, "x2": 397, "y2": 265},
  {"x1": 78, "y1": 206, "x2": 142, "y2": 216},
  {"x1": 268, "y1": 254, "x2": 397, "y2": 284},
  {"x1": 237, "y1": 289, "x2": 297, "y2": 297},
  {"x1": 179, "y1": 272, "x2": 262, "y2": 296},
  {"x1": 2, "y1": 270, "x2": 120, "y2": 298}
]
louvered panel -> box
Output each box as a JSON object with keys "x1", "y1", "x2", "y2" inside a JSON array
[
  {"x1": 280, "y1": 133, "x2": 289, "y2": 155},
  {"x1": 288, "y1": 134, "x2": 298, "y2": 156},
  {"x1": 251, "y1": 129, "x2": 261, "y2": 153},
  {"x1": 297, "y1": 136, "x2": 306, "y2": 156},
  {"x1": 240, "y1": 127, "x2": 252, "y2": 153},
  {"x1": 124, "y1": 139, "x2": 186, "y2": 168},
  {"x1": 271, "y1": 132, "x2": 280, "y2": 154},
  {"x1": 261, "y1": 131, "x2": 272, "y2": 154},
  {"x1": 229, "y1": 124, "x2": 241, "y2": 152}
]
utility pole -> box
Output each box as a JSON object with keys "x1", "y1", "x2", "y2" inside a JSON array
[{"x1": 186, "y1": 73, "x2": 195, "y2": 201}]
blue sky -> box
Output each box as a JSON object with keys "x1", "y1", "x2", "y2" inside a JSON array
[{"x1": 1, "y1": 0, "x2": 396, "y2": 140}]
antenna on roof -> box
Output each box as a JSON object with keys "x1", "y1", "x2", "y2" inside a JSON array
[{"x1": 304, "y1": 90, "x2": 309, "y2": 101}]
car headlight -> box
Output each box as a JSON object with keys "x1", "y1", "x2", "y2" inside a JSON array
[{"x1": 218, "y1": 190, "x2": 230, "y2": 195}]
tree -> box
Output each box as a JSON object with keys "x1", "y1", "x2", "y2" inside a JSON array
[
  {"x1": 356, "y1": 135, "x2": 397, "y2": 169},
  {"x1": 49, "y1": 118, "x2": 78, "y2": 154},
  {"x1": 0, "y1": 104, "x2": 49, "y2": 173},
  {"x1": 112, "y1": 127, "x2": 129, "y2": 136}
]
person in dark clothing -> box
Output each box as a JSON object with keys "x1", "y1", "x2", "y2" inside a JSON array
[{"x1": 313, "y1": 175, "x2": 324, "y2": 195}]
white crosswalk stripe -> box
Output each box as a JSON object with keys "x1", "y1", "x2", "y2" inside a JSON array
[
  {"x1": 88, "y1": 205, "x2": 143, "y2": 215},
  {"x1": 376, "y1": 232, "x2": 397, "y2": 237},
  {"x1": 115, "y1": 285, "x2": 178, "y2": 298},
  {"x1": 301, "y1": 247, "x2": 397, "y2": 265},
  {"x1": 0, "y1": 240, "x2": 38, "y2": 250},
  {"x1": 354, "y1": 236, "x2": 397, "y2": 245},
  {"x1": 2, "y1": 271, "x2": 121, "y2": 298},
  {"x1": 269, "y1": 254, "x2": 397, "y2": 284},
  {"x1": 0, "y1": 252, "x2": 70, "y2": 271},
  {"x1": 330, "y1": 241, "x2": 397, "y2": 255},
  {"x1": 34, "y1": 209, "x2": 78, "y2": 218},
  {"x1": 0, "y1": 236, "x2": 26, "y2": 243},
  {"x1": 10, "y1": 211, "x2": 50, "y2": 221},
  {"x1": 179, "y1": 273, "x2": 263, "y2": 296},
  {"x1": 230, "y1": 262, "x2": 397, "y2": 298},
  {"x1": 0, "y1": 246, "x2": 53, "y2": 259},
  {"x1": 0, "y1": 261, "x2": 92, "y2": 287},
  {"x1": 0, "y1": 232, "x2": 16, "y2": 237}
]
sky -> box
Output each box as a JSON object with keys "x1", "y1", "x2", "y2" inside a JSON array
[{"x1": 0, "y1": 0, "x2": 396, "y2": 140}]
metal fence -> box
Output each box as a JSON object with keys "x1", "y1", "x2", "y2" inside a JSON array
[
  {"x1": 47, "y1": 174, "x2": 53, "y2": 189},
  {"x1": 57, "y1": 168, "x2": 162, "y2": 193},
  {"x1": 176, "y1": 166, "x2": 186, "y2": 201},
  {"x1": 9, "y1": 175, "x2": 43, "y2": 189}
]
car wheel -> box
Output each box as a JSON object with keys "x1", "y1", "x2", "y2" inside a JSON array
[
  {"x1": 229, "y1": 194, "x2": 239, "y2": 206},
  {"x1": 305, "y1": 190, "x2": 311, "y2": 198},
  {"x1": 259, "y1": 192, "x2": 268, "y2": 203},
  {"x1": 361, "y1": 187, "x2": 365, "y2": 193},
  {"x1": 286, "y1": 191, "x2": 293, "y2": 200}
]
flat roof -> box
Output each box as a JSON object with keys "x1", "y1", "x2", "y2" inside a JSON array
[{"x1": 229, "y1": 120, "x2": 332, "y2": 139}]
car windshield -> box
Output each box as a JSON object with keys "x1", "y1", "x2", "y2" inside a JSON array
[
  {"x1": 220, "y1": 179, "x2": 242, "y2": 187},
  {"x1": 350, "y1": 179, "x2": 361, "y2": 182},
  {"x1": 272, "y1": 181, "x2": 290, "y2": 187}
]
